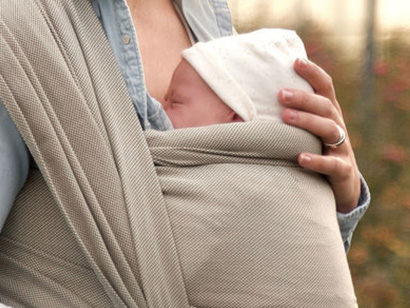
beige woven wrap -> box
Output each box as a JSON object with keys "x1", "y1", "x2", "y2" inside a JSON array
[
  {"x1": 145, "y1": 122, "x2": 357, "y2": 308},
  {"x1": 0, "y1": 0, "x2": 189, "y2": 307},
  {"x1": 0, "y1": 0, "x2": 357, "y2": 307}
]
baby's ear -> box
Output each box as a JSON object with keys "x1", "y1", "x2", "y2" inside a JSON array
[{"x1": 229, "y1": 111, "x2": 244, "y2": 123}]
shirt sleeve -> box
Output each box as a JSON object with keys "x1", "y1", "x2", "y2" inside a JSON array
[
  {"x1": 337, "y1": 174, "x2": 371, "y2": 252},
  {"x1": 0, "y1": 101, "x2": 30, "y2": 231}
]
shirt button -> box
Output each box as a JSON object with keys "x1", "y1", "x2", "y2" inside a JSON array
[{"x1": 122, "y1": 34, "x2": 131, "y2": 45}]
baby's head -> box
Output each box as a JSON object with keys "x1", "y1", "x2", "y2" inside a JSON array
[
  {"x1": 164, "y1": 29, "x2": 313, "y2": 129},
  {"x1": 164, "y1": 59, "x2": 243, "y2": 129}
]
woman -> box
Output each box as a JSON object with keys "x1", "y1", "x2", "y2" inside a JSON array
[{"x1": 0, "y1": 0, "x2": 369, "y2": 306}]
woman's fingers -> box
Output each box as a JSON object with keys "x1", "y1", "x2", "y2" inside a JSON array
[
  {"x1": 280, "y1": 89, "x2": 339, "y2": 121},
  {"x1": 298, "y1": 152, "x2": 350, "y2": 178},
  {"x1": 281, "y1": 107, "x2": 345, "y2": 146},
  {"x1": 279, "y1": 86, "x2": 347, "y2": 146},
  {"x1": 278, "y1": 58, "x2": 362, "y2": 213},
  {"x1": 298, "y1": 152, "x2": 360, "y2": 213},
  {"x1": 293, "y1": 58, "x2": 341, "y2": 113}
]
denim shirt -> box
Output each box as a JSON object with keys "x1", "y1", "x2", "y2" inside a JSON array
[{"x1": 0, "y1": 0, "x2": 370, "y2": 251}]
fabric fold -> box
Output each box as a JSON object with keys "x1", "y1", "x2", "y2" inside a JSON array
[
  {"x1": 146, "y1": 121, "x2": 321, "y2": 166},
  {"x1": 145, "y1": 122, "x2": 358, "y2": 308},
  {"x1": 0, "y1": 0, "x2": 189, "y2": 307}
]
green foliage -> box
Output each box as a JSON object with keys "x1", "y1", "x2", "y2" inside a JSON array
[{"x1": 236, "y1": 21, "x2": 410, "y2": 308}]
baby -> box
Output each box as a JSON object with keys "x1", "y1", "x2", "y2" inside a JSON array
[
  {"x1": 162, "y1": 28, "x2": 314, "y2": 129},
  {"x1": 145, "y1": 29, "x2": 357, "y2": 308}
]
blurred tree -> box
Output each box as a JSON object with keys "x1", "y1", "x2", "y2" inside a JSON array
[{"x1": 361, "y1": 0, "x2": 378, "y2": 138}]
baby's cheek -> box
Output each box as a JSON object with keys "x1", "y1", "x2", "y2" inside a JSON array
[
  {"x1": 164, "y1": 109, "x2": 178, "y2": 128},
  {"x1": 169, "y1": 108, "x2": 193, "y2": 129}
]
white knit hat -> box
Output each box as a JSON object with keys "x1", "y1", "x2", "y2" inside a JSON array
[{"x1": 181, "y1": 29, "x2": 314, "y2": 122}]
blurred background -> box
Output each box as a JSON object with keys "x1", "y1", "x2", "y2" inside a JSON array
[{"x1": 227, "y1": 0, "x2": 410, "y2": 307}]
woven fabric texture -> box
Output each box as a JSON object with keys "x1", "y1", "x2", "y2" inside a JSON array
[
  {"x1": 0, "y1": 0, "x2": 356, "y2": 307},
  {"x1": 0, "y1": 0, "x2": 189, "y2": 307},
  {"x1": 145, "y1": 122, "x2": 358, "y2": 308}
]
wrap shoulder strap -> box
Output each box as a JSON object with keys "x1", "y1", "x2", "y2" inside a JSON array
[{"x1": 0, "y1": 0, "x2": 189, "y2": 306}]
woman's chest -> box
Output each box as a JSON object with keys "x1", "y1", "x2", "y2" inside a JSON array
[{"x1": 128, "y1": 0, "x2": 192, "y2": 104}]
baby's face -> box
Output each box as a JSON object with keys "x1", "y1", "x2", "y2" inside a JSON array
[{"x1": 163, "y1": 59, "x2": 242, "y2": 129}]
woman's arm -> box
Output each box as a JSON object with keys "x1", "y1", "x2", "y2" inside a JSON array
[
  {"x1": 337, "y1": 174, "x2": 370, "y2": 251},
  {"x1": 279, "y1": 58, "x2": 370, "y2": 250}
]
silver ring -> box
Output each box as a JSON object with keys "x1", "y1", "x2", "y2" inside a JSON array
[{"x1": 324, "y1": 124, "x2": 346, "y2": 148}]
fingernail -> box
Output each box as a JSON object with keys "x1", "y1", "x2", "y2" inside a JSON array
[
  {"x1": 287, "y1": 109, "x2": 297, "y2": 122},
  {"x1": 300, "y1": 153, "x2": 312, "y2": 163},
  {"x1": 298, "y1": 58, "x2": 308, "y2": 68},
  {"x1": 281, "y1": 89, "x2": 293, "y2": 101}
]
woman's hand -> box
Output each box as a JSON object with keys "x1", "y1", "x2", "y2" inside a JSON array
[{"x1": 279, "y1": 58, "x2": 361, "y2": 213}]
